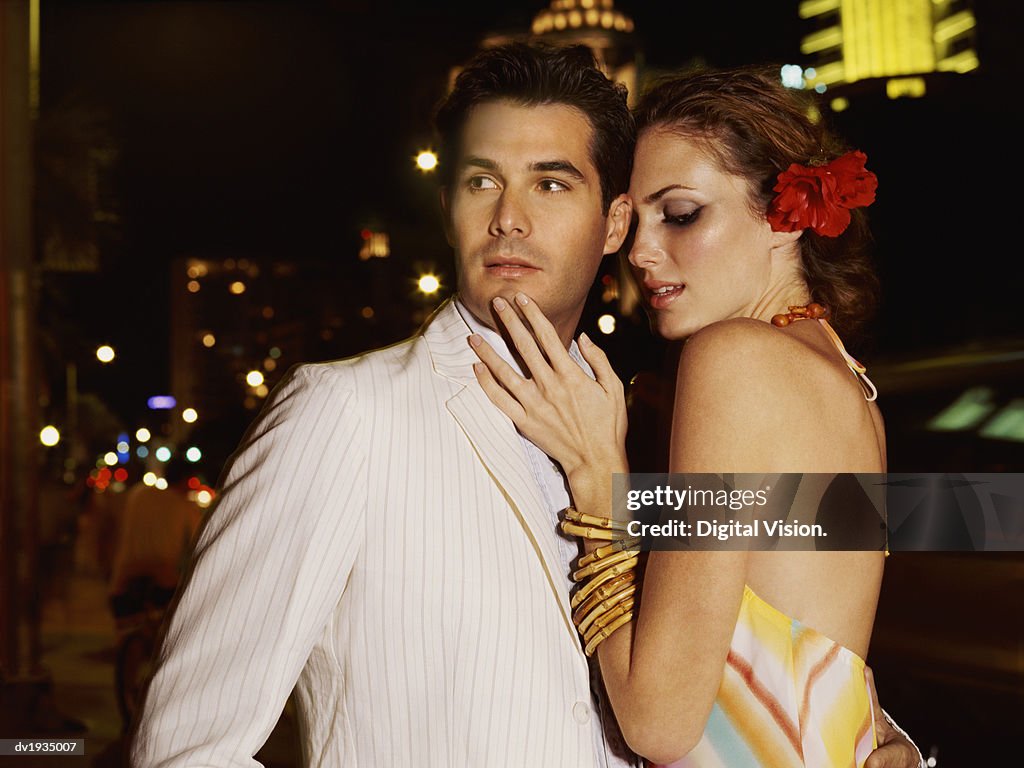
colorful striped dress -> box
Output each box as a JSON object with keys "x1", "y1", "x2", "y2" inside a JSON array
[{"x1": 656, "y1": 585, "x2": 876, "y2": 767}]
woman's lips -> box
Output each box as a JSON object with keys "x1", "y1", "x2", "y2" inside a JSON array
[{"x1": 648, "y1": 284, "x2": 684, "y2": 309}]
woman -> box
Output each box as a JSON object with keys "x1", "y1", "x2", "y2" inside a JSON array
[{"x1": 470, "y1": 66, "x2": 887, "y2": 766}]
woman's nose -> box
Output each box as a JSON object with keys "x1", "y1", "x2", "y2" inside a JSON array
[{"x1": 627, "y1": 228, "x2": 662, "y2": 269}]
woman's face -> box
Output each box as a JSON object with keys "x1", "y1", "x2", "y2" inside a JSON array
[{"x1": 627, "y1": 128, "x2": 777, "y2": 340}]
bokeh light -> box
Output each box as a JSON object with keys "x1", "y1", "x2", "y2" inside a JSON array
[
  {"x1": 418, "y1": 274, "x2": 440, "y2": 294},
  {"x1": 40, "y1": 426, "x2": 61, "y2": 447}
]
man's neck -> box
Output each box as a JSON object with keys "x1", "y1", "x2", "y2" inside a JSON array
[{"x1": 453, "y1": 293, "x2": 576, "y2": 350}]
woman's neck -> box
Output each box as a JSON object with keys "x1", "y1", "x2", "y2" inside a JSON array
[{"x1": 746, "y1": 274, "x2": 812, "y2": 325}]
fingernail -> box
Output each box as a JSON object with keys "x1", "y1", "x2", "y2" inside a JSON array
[
  {"x1": 468, "y1": 334, "x2": 482, "y2": 348},
  {"x1": 473, "y1": 362, "x2": 486, "y2": 375},
  {"x1": 493, "y1": 296, "x2": 507, "y2": 311},
  {"x1": 579, "y1": 331, "x2": 591, "y2": 346},
  {"x1": 515, "y1": 292, "x2": 529, "y2": 305}
]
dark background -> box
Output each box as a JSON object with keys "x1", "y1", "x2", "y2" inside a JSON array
[{"x1": 38, "y1": 0, "x2": 1024, "y2": 428}]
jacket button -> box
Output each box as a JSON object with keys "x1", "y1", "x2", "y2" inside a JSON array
[{"x1": 573, "y1": 701, "x2": 591, "y2": 724}]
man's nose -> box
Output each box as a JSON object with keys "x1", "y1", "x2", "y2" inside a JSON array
[{"x1": 488, "y1": 190, "x2": 531, "y2": 238}]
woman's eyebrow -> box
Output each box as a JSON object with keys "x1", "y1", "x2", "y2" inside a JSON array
[{"x1": 644, "y1": 183, "x2": 697, "y2": 204}]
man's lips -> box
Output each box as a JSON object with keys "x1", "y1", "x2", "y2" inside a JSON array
[
  {"x1": 485, "y1": 257, "x2": 538, "y2": 268},
  {"x1": 485, "y1": 258, "x2": 540, "y2": 276}
]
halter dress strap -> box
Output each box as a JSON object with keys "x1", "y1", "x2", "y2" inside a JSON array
[{"x1": 816, "y1": 318, "x2": 878, "y2": 402}]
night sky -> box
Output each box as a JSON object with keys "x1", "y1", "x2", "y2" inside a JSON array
[
  {"x1": 39, "y1": 1, "x2": 807, "y2": 260},
  {"x1": 37, "y1": 0, "x2": 1024, "y2": 432}
]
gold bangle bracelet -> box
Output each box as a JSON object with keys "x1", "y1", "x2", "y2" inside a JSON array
[
  {"x1": 585, "y1": 612, "x2": 634, "y2": 657},
  {"x1": 572, "y1": 548, "x2": 639, "y2": 582},
  {"x1": 583, "y1": 599, "x2": 636, "y2": 644},
  {"x1": 570, "y1": 557, "x2": 638, "y2": 609},
  {"x1": 575, "y1": 584, "x2": 635, "y2": 633},
  {"x1": 577, "y1": 591, "x2": 636, "y2": 635},
  {"x1": 560, "y1": 521, "x2": 624, "y2": 541},
  {"x1": 562, "y1": 506, "x2": 630, "y2": 532},
  {"x1": 576, "y1": 537, "x2": 641, "y2": 569},
  {"x1": 572, "y1": 577, "x2": 635, "y2": 626}
]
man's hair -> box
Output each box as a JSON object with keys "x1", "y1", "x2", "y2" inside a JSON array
[{"x1": 434, "y1": 43, "x2": 634, "y2": 213}]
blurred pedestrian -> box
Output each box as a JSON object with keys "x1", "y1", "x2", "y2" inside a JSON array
[{"x1": 108, "y1": 456, "x2": 202, "y2": 619}]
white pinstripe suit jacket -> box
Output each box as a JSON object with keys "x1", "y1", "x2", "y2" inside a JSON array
[{"x1": 133, "y1": 300, "x2": 609, "y2": 768}]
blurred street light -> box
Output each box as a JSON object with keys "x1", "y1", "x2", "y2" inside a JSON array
[
  {"x1": 155, "y1": 446, "x2": 171, "y2": 462},
  {"x1": 96, "y1": 344, "x2": 115, "y2": 363},
  {"x1": 39, "y1": 425, "x2": 61, "y2": 447},
  {"x1": 597, "y1": 314, "x2": 616, "y2": 335},
  {"x1": 415, "y1": 150, "x2": 438, "y2": 172},
  {"x1": 418, "y1": 274, "x2": 440, "y2": 295},
  {"x1": 182, "y1": 407, "x2": 198, "y2": 423},
  {"x1": 136, "y1": 427, "x2": 151, "y2": 442},
  {"x1": 246, "y1": 370, "x2": 264, "y2": 387}
]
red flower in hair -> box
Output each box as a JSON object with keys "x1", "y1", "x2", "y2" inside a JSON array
[{"x1": 766, "y1": 150, "x2": 878, "y2": 237}]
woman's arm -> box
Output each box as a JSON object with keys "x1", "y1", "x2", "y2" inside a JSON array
[
  {"x1": 471, "y1": 297, "x2": 789, "y2": 763},
  {"x1": 585, "y1": 320, "x2": 798, "y2": 762}
]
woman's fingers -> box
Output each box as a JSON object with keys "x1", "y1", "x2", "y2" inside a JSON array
[
  {"x1": 469, "y1": 336, "x2": 529, "y2": 418},
  {"x1": 578, "y1": 332, "x2": 623, "y2": 395},
  {"x1": 472, "y1": 361, "x2": 527, "y2": 423},
  {"x1": 510, "y1": 293, "x2": 577, "y2": 375},
  {"x1": 469, "y1": 334, "x2": 530, "y2": 396},
  {"x1": 490, "y1": 296, "x2": 553, "y2": 383}
]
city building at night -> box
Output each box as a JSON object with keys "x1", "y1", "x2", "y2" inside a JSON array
[{"x1": 799, "y1": 0, "x2": 978, "y2": 104}]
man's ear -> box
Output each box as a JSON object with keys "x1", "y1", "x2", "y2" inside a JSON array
[
  {"x1": 603, "y1": 194, "x2": 632, "y2": 255},
  {"x1": 439, "y1": 186, "x2": 454, "y2": 247}
]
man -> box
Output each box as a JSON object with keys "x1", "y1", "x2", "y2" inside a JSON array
[{"x1": 133, "y1": 43, "x2": 921, "y2": 767}]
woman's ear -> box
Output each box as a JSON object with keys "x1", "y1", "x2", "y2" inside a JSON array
[
  {"x1": 769, "y1": 226, "x2": 803, "y2": 251},
  {"x1": 603, "y1": 194, "x2": 633, "y2": 255}
]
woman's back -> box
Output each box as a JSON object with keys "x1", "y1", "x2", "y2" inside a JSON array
[
  {"x1": 672, "y1": 316, "x2": 885, "y2": 658},
  {"x1": 664, "y1": 317, "x2": 885, "y2": 766}
]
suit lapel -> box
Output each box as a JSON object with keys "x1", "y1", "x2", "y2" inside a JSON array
[{"x1": 424, "y1": 301, "x2": 580, "y2": 645}]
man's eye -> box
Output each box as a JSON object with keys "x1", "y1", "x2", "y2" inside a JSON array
[
  {"x1": 539, "y1": 179, "x2": 569, "y2": 193},
  {"x1": 468, "y1": 176, "x2": 498, "y2": 191}
]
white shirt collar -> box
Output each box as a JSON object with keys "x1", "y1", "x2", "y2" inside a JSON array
[{"x1": 453, "y1": 295, "x2": 594, "y2": 380}]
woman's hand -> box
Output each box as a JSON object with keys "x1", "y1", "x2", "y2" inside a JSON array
[{"x1": 469, "y1": 292, "x2": 628, "y2": 495}]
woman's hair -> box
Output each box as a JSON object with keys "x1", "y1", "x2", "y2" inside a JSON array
[{"x1": 633, "y1": 65, "x2": 878, "y2": 342}]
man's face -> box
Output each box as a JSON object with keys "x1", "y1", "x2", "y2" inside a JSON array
[{"x1": 442, "y1": 100, "x2": 628, "y2": 344}]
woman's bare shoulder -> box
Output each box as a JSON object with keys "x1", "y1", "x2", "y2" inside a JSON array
[
  {"x1": 672, "y1": 318, "x2": 871, "y2": 472},
  {"x1": 677, "y1": 318, "x2": 802, "y2": 405}
]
